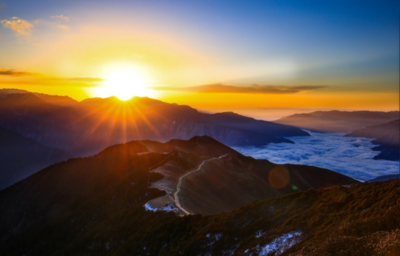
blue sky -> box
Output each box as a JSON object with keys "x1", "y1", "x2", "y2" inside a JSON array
[{"x1": 0, "y1": 0, "x2": 399, "y2": 112}]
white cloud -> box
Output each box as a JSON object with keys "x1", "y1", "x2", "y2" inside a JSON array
[
  {"x1": 0, "y1": 15, "x2": 69, "y2": 39},
  {"x1": 233, "y1": 130, "x2": 399, "y2": 181},
  {"x1": 1, "y1": 17, "x2": 33, "y2": 36}
]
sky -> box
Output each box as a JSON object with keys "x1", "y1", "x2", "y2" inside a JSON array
[{"x1": 0, "y1": 0, "x2": 399, "y2": 119}]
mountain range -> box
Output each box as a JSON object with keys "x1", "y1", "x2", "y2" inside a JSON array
[
  {"x1": 275, "y1": 110, "x2": 399, "y2": 133},
  {"x1": 345, "y1": 119, "x2": 399, "y2": 161},
  {"x1": 0, "y1": 135, "x2": 397, "y2": 255},
  {"x1": 0, "y1": 125, "x2": 69, "y2": 189},
  {"x1": 0, "y1": 89, "x2": 309, "y2": 189},
  {"x1": 0, "y1": 89, "x2": 307, "y2": 157}
]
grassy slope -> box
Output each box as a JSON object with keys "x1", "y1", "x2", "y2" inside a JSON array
[{"x1": 0, "y1": 177, "x2": 398, "y2": 255}]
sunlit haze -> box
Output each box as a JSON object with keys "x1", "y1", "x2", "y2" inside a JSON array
[
  {"x1": 91, "y1": 63, "x2": 155, "y2": 100},
  {"x1": 0, "y1": 0, "x2": 399, "y2": 119}
]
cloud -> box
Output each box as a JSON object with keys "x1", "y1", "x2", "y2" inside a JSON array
[
  {"x1": 1, "y1": 15, "x2": 69, "y2": 38},
  {"x1": 66, "y1": 77, "x2": 104, "y2": 82},
  {"x1": 34, "y1": 19, "x2": 69, "y2": 30},
  {"x1": 56, "y1": 24, "x2": 69, "y2": 30},
  {"x1": 1, "y1": 17, "x2": 33, "y2": 36},
  {"x1": 0, "y1": 69, "x2": 103, "y2": 86},
  {"x1": 233, "y1": 130, "x2": 399, "y2": 181},
  {"x1": 153, "y1": 83, "x2": 326, "y2": 94},
  {"x1": 0, "y1": 68, "x2": 34, "y2": 76},
  {"x1": 51, "y1": 15, "x2": 69, "y2": 22}
]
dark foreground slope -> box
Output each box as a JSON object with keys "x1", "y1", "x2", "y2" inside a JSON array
[
  {"x1": 0, "y1": 175, "x2": 398, "y2": 255},
  {"x1": 345, "y1": 119, "x2": 399, "y2": 161},
  {"x1": 0, "y1": 125, "x2": 70, "y2": 189},
  {"x1": 275, "y1": 110, "x2": 398, "y2": 133},
  {"x1": 0, "y1": 136, "x2": 357, "y2": 248}
]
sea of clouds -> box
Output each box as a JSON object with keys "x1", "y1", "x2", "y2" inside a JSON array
[{"x1": 233, "y1": 130, "x2": 399, "y2": 181}]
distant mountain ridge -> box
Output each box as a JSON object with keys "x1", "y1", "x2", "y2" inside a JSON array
[
  {"x1": 345, "y1": 119, "x2": 399, "y2": 161},
  {"x1": 0, "y1": 89, "x2": 308, "y2": 156},
  {"x1": 0, "y1": 88, "x2": 310, "y2": 190},
  {"x1": 275, "y1": 110, "x2": 399, "y2": 133},
  {"x1": 0, "y1": 88, "x2": 78, "y2": 106},
  {"x1": 0, "y1": 125, "x2": 70, "y2": 189}
]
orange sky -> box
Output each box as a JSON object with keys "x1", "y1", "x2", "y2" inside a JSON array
[{"x1": 0, "y1": 1, "x2": 399, "y2": 118}]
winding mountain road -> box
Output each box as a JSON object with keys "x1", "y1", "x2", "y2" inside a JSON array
[{"x1": 174, "y1": 154, "x2": 228, "y2": 215}]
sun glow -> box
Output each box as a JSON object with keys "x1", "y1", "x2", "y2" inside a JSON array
[{"x1": 93, "y1": 64, "x2": 155, "y2": 100}]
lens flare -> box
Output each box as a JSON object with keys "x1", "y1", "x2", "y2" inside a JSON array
[{"x1": 268, "y1": 166, "x2": 290, "y2": 189}]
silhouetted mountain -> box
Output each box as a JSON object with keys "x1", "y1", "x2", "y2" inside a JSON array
[
  {"x1": 0, "y1": 88, "x2": 78, "y2": 106},
  {"x1": 275, "y1": 110, "x2": 399, "y2": 133},
  {"x1": 345, "y1": 119, "x2": 399, "y2": 160},
  {"x1": 369, "y1": 174, "x2": 399, "y2": 182},
  {"x1": 346, "y1": 119, "x2": 399, "y2": 145},
  {"x1": 0, "y1": 125, "x2": 70, "y2": 190},
  {"x1": 0, "y1": 90, "x2": 308, "y2": 158},
  {"x1": 0, "y1": 136, "x2": 397, "y2": 255},
  {"x1": 0, "y1": 93, "x2": 83, "y2": 151}
]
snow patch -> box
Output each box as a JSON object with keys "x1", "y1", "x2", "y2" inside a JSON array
[
  {"x1": 143, "y1": 203, "x2": 179, "y2": 212},
  {"x1": 255, "y1": 230, "x2": 265, "y2": 238},
  {"x1": 205, "y1": 233, "x2": 223, "y2": 246},
  {"x1": 252, "y1": 231, "x2": 302, "y2": 256}
]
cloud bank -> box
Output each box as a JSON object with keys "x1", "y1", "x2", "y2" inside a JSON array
[
  {"x1": 233, "y1": 130, "x2": 399, "y2": 181},
  {"x1": 153, "y1": 83, "x2": 325, "y2": 94}
]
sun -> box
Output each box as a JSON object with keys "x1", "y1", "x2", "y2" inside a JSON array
[{"x1": 94, "y1": 64, "x2": 154, "y2": 100}]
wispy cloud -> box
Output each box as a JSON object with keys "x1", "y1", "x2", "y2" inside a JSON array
[
  {"x1": 0, "y1": 68, "x2": 34, "y2": 76},
  {"x1": 56, "y1": 24, "x2": 69, "y2": 30},
  {"x1": 0, "y1": 68, "x2": 103, "y2": 87},
  {"x1": 1, "y1": 17, "x2": 33, "y2": 36},
  {"x1": 51, "y1": 15, "x2": 69, "y2": 22},
  {"x1": 66, "y1": 77, "x2": 104, "y2": 82},
  {"x1": 34, "y1": 17, "x2": 69, "y2": 30},
  {"x1": 1, "y1": 15, "x2": 70, "y2": 38},
  {"x1": 153, "y1": 83, "x2": 326, "y2": 94}
]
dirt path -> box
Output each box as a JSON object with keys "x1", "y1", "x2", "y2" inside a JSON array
[{"x1": 174, "y1": 154, "x2": 228, "y2": 215}]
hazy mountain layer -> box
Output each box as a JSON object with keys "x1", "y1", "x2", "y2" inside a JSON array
[
  {"x1": 0, "y1": 90, "x2": 308, "y2": 158},
  {"x1": 345, "y1": 119, "x2": 399, "y2": 161},
  {"x1": 0, "y1": 88, "x2": 78, "y2": 106},
  {"x1": 275, "y1": 110, "x2": 399, "y2": 133},
  {"x1": 368, "y1": 174, "x2": 399, "y2": 182},
  {"x1": 0, "y1": 125, "x2": 70, "y2": 190}
]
